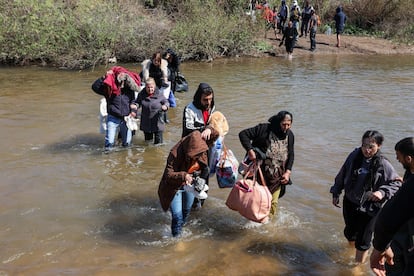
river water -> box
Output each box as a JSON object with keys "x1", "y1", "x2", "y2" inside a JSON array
[{"x1": 1, "y1": 54, "x2": 414, "y2": 275}]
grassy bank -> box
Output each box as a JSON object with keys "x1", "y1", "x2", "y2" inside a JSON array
[{"x1": 0, "y1": 0, "x2": 412, "y2": 69}]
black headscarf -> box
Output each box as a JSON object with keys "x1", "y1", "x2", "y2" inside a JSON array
[{"x1": 268, "y1": 111, "x2": 293, "y2": 139}]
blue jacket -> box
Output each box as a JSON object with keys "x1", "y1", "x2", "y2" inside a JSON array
[{"x1": 334, "y1": 6, "x2": 347, "y2": 32}]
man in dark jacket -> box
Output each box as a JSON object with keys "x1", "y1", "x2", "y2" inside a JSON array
[
  {"x1": 334, "y1": 5, "x2": 347, "y2": 47},
  {"x1": 371, "y1": 137, "x2": 414, "y2": 275}
]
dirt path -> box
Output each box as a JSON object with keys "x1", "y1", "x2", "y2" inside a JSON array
[{"x1": 265, "y1": 31, "x2": 414, "y2": 56}]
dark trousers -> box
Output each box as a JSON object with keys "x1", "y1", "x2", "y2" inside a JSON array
[
  {"x1": 301, "y1": 18, "x2": 310, "y2": 36},
  {"x1": 310, "y1": 29, "x2": 316, "y2": 49},
  {"x1": 343, "y1": 196, "x2": 376, "y2": 251},
  {"x1": 144, "y1": 131, "x2": 163, "y2": 144}
]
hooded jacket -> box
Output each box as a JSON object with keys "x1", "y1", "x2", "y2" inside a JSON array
[
  {"x1": 158, "y1": 130, "x2": 218, "y2": 211},
  {"x1": 330, "y1": 148, "x2": 402, "y2": 207},
  {"x1": 182, "y1": 83, "x2": 216, "y2": 137},
  {"x1": 334, "y1": 6, "x2": 347, "y2": 32}
]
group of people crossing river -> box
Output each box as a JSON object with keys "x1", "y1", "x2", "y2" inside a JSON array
[{"x1": 90, "y1": 31, "x2": 413, "y2": 276}]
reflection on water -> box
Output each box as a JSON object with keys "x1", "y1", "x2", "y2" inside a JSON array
[{"x1": 1, "y1": 54, "x2": 413, "y2": 275}]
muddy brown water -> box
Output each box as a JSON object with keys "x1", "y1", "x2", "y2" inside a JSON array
[{"x1": 1, "y1": 55, "x2": 414, "y2": 275}]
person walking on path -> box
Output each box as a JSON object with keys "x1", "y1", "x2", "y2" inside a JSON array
[
  {"x1": 279, "y1": 20, "x2": 298, "y2": 59},
  {"x1": 334, "y1": 5, "x2": 347, "y2": 47},
  {"x1": 309, "y1": 8, "x2": 318, "y2": 51}
]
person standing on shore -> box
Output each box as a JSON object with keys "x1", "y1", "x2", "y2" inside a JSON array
[
  {"x1": 277, "y1": 0, "x2": 289, "y2": 39},
  {"x1": 334, "y1": 5, "x2": 347, "y2": 47},
  {"x1": 300, "y1": 0, "x2": 313, "y2": 38},
  {"x1": 330, "y1": 130, "x2": 402, "y2": 264},
  {"x1": 309, "y1": 8, "x2": 318, "y2": 51}
]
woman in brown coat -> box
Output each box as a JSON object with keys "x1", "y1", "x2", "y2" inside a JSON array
[{"x1": 158, "y1": 129, "x2": 219, "y2": 237}]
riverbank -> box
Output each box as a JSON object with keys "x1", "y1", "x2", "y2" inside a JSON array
[{"x1": 264, "y1": 32, "x2": 414, "y2": 57}]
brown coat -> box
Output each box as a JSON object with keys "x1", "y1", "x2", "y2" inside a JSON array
[{"x1": 158, "y1": 131, "x2": 216, "y2": 211}]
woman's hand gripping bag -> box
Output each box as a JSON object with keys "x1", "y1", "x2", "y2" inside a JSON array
[
  {"x1": 225, "y1": 162, "x2": 271, "y2": 223},
  {"x1": 216, "y1": 146, "x2": 239, "y2": 188}
]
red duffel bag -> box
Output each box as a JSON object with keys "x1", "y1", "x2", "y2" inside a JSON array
[{"x1": 225, "y1": 161, "x2": 271, "y2": 223}]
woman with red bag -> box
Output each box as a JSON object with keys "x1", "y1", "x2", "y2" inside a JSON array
[{"x1": 239, "y1": 111, "x2": 295, "y2": 219}]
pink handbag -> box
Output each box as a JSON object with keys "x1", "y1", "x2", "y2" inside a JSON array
[{"x1": 225, "y1": 161, "x2": 272, "y2": 223}]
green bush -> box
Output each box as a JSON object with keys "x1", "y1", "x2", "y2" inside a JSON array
[
  {"x1": 168, "y1": 0, "x2": 255, "y2": 60},
  {"x1": 0, "y1": 0, "x2": 412, "y2": 68}
]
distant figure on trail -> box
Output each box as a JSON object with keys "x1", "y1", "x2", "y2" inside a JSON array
[
  {"x1": 277, "y1": 0, "x2": 289, "y2": 39},
  {"x1": 262, "y1": 4, "x2": 274, "y2": 38},
  {"x1": 289, "y1": 0, "x2": 301, "y2": 41},
  {"x1": 334, "y1": 5, "x2": 347, "y2": 47},
  {"x1": 300, "y1": 0, "x2": 313, "y2": 38},
  {"x1": 309, "y1": 8, "x2": 317, "y2": 51}
]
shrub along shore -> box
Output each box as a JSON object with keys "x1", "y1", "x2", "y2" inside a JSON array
[{"x1": 0, "y1": 0, "x2": 413, "y2": 69}]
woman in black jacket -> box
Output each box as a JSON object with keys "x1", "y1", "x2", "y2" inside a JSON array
[{"x1": 239, "y1": 111, "x2": 294, "y2": 218}]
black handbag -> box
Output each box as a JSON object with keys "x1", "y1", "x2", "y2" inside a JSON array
[{"x1": 175, "y1": 73, "x2": 188, "y2": 92}]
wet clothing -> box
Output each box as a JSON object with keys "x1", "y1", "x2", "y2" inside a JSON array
[
  {"x1": 158, "y1": 131, "x2": 210, "y2": 211},
  {"x1": 239, "y1": 123, "x2": 294, "y2": 192},
  {"x1": 330, "y1": 148, "x2": 402, "y2": 251},
  {"x1": 93, "y1": 66, "x2": 140, "y2": 148},
  {"x1": 135, "y1": 87, "x2": 169, "y2": 134},
  {"x1": 158, "y1": 131, "x2": 216, "y2": 236},
  {"x1": 281, "y1": 25, "x2": 298, "y2": 53}
]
